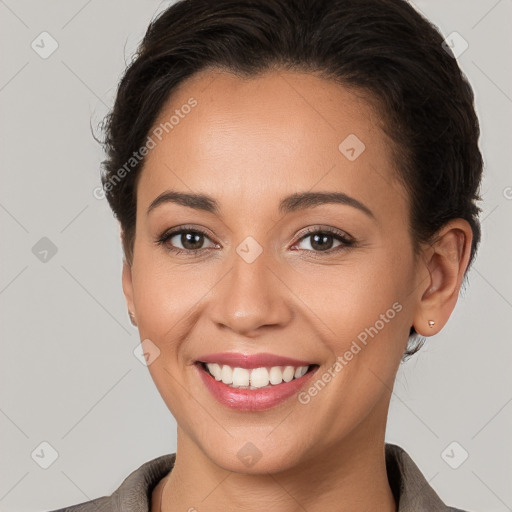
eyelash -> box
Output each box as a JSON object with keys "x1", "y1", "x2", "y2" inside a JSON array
[{"x1": 155, "y1": 225, "x2": 356, "y2": 258}]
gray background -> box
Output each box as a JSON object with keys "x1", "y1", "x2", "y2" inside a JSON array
[{"x1": 0, "y1": 1, "x2": 511, "y2": 511}]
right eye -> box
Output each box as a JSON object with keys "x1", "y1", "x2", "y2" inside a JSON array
[{"x1": 155, "y1": 227, "x2": 218, "y2": 256}]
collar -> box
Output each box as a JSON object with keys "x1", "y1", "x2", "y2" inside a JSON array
[{"x1": 384, "y1": 443, "x2": 458, "y2": 511}]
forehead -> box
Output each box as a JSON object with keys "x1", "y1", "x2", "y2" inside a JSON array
[{"x1": 137, "y1": 69, "x2": 405, "y2": 223}]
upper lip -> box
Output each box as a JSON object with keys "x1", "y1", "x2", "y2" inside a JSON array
[{"x1": 196, "y1": 352, "x2": 315, "y2": 369}]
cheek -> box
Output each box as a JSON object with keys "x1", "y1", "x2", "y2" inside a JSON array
[
  {"x1": 130, "y1": 248, "x2": 221, "y2": 350},
  {"x1": 292, "y1": 264, "x2": 411, "y2": 439},
  {"x1": 303, "y1": 247, "x2": 410, "y2": 326},
  {"x1": 309, "y1": 245, "x2": 414, "y2": 381}
]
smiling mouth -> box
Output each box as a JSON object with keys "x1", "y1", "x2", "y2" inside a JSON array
[{"x1": 197, "y1": 361, "x2": 319, "y2": 390}]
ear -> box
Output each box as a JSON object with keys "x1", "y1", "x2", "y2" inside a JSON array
[
  {"x1": 122, "y1": 257, "x2": 137, "y2": 327},
  {"x1": 412, "y1": 219, "x2": 473, "y2": 336}
]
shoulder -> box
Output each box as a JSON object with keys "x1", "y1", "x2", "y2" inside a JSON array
[
  {"x1": 385, "y1": 443, "x2": 475, "y2": 512},
  {"x1": 46, "y1": 453, "x2": 176, "y2": 512}
]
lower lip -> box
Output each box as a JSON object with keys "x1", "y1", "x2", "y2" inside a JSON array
[{"x1": 196, "y1": 363, "x2": 319, "y2": 411}]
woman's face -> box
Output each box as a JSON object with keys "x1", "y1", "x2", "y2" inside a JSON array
[{"x1": 123, "y1": 69, "x2": 425, "y2": 473}]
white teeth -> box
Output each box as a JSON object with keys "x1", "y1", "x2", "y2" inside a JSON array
[
  {"x1": 294, "y1": 366, "x2": 308, "y2": 378},
  {"x1": 250, "y1": 367, "x2": 269, "y2": 388},
  {"x1": 208, "y1": 363, "x2": 222, "y2": 381},
  {"x1": 205, "y1": 363, "x2": 311, "y2": 389},
  {"x1": 269, "y1": 366, "x2": 283, "y2": 385},
  {"x1": 220, "y1": 365, "x2": 232, "y2": 384},
  {"x1": 282, "y1": 366, "x2": 295, "y2": 382},
  {"x1": 231, "y1": 367, "x2": 250, "y2": 388}
]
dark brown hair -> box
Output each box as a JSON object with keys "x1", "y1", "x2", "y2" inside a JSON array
[{"x1": 100, "y1": 0, "x2": 483, "y2": 357}]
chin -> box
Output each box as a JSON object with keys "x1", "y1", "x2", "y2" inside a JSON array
[{"x1": 198, "y1": 433, "x2": 310, "y2": 475}]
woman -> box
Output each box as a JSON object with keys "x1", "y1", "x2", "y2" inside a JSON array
[{"x1": 51, "y1": 0, "x2": 482, "y2": 510}]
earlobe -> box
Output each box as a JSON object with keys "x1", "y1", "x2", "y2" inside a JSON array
[{"x1": 412, "y1": 220, "x2": 472, "y2": 336}]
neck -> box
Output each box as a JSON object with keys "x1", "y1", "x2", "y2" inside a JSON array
[{"x1": 160, "y1": 422, "x2": 396, "y2": 512}]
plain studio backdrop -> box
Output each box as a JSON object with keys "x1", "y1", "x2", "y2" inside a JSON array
[{"x1": 0, "y1": 1, "x2": 511, "y2": 511}]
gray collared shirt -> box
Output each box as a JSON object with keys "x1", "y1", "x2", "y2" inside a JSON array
[{"x1": 48, "y1": 443, "x2": 471, "y2": 512}]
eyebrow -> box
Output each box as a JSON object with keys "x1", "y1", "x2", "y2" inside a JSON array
[{"x1": 147, "y1": 190, "x2": 375, "y2": 219}]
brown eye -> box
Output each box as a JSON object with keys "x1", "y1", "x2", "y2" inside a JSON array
[
  {"x1": 294, "y1": 227, "x2": 355, "y2": 254},
  {"x1": 156, "y1": 227, "x2": 217, "y2": 255},
  {"x1": 174, "y1": 231, "x2": 206, "y2": 250},
  {"x1": 305, "y1": 232, "x2": 336, "y2": 251}
]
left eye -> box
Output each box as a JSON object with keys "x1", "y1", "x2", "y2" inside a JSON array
[{"x1": 294, "y1": 230, "x2": 353, "y2": 252}]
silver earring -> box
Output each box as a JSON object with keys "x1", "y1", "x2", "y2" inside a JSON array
[
  {"x1": 129, "y1": 311, "x2": 137, "y2": 326},
  {"x1": 428, "y1": 320, "x2": 435, "y2": 328}
]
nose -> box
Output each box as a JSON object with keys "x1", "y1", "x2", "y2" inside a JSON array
[{"x1": 208, "y1": 246, "x2": 294, "y2": 337}]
